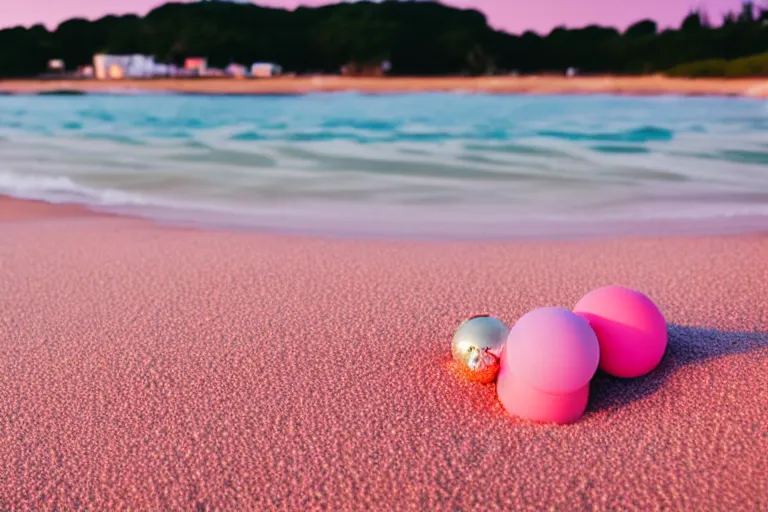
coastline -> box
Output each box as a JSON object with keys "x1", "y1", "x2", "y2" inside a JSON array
[
  {"x1": 1, "y1": 75, "x2": 767, "y2": 97},
  {"x1": 3, "y1": 194, "x2": 768, "y2": 243},
  {"x1": 1, "y1": 195, "x2": 766, "y2": 510}
]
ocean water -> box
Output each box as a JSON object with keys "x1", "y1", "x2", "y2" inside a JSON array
[{"x1": 0, "y1": 92, "x2": 767, "y2": 239}]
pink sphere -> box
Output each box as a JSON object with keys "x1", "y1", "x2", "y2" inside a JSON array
[
  {"x1": 573, "y1": 286, "x2": 667, "y2": 378},
  {"x1": 497, "y1": 307, "x2": 600, "y2": 424}
]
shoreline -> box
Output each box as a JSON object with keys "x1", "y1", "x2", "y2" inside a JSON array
[
  {"x1": 1, "y1": 195, "x2": 767, "y2": 509},
  {"x1": 0, "y1": 75, "x2": 767, "y2": 97},
  {"x1": 3, "y1": 195, "x2": 768, "y2": 243}
]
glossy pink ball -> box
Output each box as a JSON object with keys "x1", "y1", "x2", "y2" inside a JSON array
[
  {"x1": 573, "y1": 286, "x2": 667, "y2": 378},
  {"x1": 497, "y1": 307, "x2": 600, "y2": 424}
]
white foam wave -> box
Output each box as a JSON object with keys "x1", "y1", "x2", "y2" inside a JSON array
[{"x1": 0, "y1": 171, "x2": 155, "y2": 207}]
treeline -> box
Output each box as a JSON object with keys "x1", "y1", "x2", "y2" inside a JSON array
[
  {"x1": 668, "y1": 51, "x2": 768, "y2": 77},
  {"x1": 1, "y1": 0, "x2": 767, "y2": 78}
]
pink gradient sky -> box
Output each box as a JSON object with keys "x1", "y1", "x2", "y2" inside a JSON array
[{"x1": 0, "y1": 0, "x2": 750, "y2": 35}]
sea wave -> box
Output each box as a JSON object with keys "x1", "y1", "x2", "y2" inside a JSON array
[
  {"x1": 0, "y1": 93, "x2": 766, "y2": 238},
  {"x1": 0, "y1": 171, "x2": 157, "y2": 207}
]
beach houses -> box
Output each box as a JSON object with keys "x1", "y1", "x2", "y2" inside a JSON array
[
  {"x1": 89, "y1": 54, "x2": 284, "y2": 80},
  {"x1": 184, "y1": 57, "x2": 208, "y2": 76},
  {"x1": 93, "y1": 54, "x2": 176, "y2": 79},
  {"x1": 226, "y1": 63, "x2": 248, "y2": 78},
  {"x1": 251, "y1": 62, "x2": 282, "y2": 78}
]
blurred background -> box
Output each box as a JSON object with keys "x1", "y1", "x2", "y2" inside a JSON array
[{"x1": 0, "y1": 0, "x2": 766, "y2": 79}]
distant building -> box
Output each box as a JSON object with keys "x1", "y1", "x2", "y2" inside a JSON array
[
  {"x1": 204, "y1": 68, "x2": 227, "y2": 77},
  {"x1": 48, "y1": 59, "x2": 65, "y2": 71},
  {"x1": 93, "y1": 54, "x2": 175, "y2": 80},
  {"x1": 226, "y1": 63, "x2": 248, "y2": 78},
  {"x1": 185, "y1": 57, "x2": 208, "y2": 76},
  {"x1": 251, "y1": 62, "x2": 282, "y2": 78},
  {"x1": 77, "y1": 65, "x2": 94, "y2": 78},
  {"x1": 152, "y1": 63, "x2": 177, "y2": 77},
  {"x1": 108, "y1": 63, "x2": 125, "y2": 79}
]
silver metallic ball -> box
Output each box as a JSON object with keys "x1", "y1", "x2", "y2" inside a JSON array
[{"x1": 451, "y1": 315, "x2": 510, "y2": 383}]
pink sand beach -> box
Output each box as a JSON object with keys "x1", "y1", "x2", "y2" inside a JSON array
[{"x1": 0, "y1": 197, "x2": 766, "y2": 510}]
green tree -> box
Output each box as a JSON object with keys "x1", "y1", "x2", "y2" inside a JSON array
[{"x1": 0, "y1": 0, "x2": 767, "y2": 78}]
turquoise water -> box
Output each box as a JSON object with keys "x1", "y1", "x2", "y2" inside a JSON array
[{"x1": 0, "y1": 92, "x2": 766, "y2": 238}]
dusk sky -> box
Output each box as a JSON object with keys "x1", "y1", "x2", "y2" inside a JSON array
[{"x1": 0, "y1": 0, "x2": 750, "y2": 35}]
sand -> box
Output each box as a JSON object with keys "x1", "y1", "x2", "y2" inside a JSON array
[
  {"x1": 0, "y1": 197, "x2": 766, "y2": 510},
  {"x1": 1, "y1": 75, "x2": 768, "y2": 98}
]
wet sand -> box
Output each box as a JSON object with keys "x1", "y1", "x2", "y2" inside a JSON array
[
  {"x1": 0, "y1": 197, "x2": 766, "y2": 510},
  {"x1": 1, "y1": 75, "x2": 767, "y2": 97}
]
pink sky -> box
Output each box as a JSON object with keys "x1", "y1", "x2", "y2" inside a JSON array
[{"x1": 0, "y1": 0, "x2": 750, "y2": 35}]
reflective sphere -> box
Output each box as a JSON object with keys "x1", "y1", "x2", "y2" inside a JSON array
[{"x1": 451, "y1": 315, "x2": 510, "y2": 383}]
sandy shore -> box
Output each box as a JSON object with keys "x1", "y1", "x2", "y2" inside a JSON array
[
  {"x1": 1, "y1": 75, "x2": 768, "y2": 97},
  {"x1": 0, "y1": 196, "x2": 766, "y2": 510}
]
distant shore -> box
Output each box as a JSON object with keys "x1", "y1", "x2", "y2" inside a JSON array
[{"x1": 1, "y1": 75, "x2": 767, "y2": 97}]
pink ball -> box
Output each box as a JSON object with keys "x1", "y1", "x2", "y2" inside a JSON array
[
  {"x1": 497, "y1": 307, "x2": 600, "y2": 424},
  {"x1": 573, "y1": 286, "x2": 667, "y2": 378}
]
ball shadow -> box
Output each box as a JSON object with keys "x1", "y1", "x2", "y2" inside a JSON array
[{"x1": 587, "y1": 324, "x2": 768, "y2": 412}]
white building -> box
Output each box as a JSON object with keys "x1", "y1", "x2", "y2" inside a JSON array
[
  {"x1": 93, "y1": 54, "x2": 177, "y2": 80},
  {"x1": 226, "y1": 63, "x2": 248, "y2": 78},
  {"x1": 251, "y1": 62, "x2": 282, "y2": 78},
  {"x1": 48, "y1": 59, "x2": 65, "y2": 71}
]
